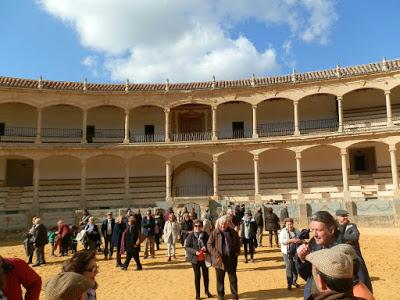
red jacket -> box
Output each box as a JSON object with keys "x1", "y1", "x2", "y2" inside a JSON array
[
  {"x1": 58, "y1": 224, "x2": 70, "y2": 239},
  {"x1": 3, "y1": 258, "x2": 42, "y2": 300}
]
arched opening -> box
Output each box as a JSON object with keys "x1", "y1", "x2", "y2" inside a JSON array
[
  {"x1": 170, "y1": 104, "x2": 212, "y2": 141},
  {"x1": 0, "y1": 103, "x2": 37, "y2": 142},
  {"x1": 42, "y1": 105, "x2": 82, "y2": 142},
  {"x1": 217, "y1": 101, "x2": 252, "y2": 139},
  {"x1": 257, "y1": 98, "x2": 294, "y2": 137},
  {"x1": 87, "y1": 105, "x2": 124, "y2": 143},
  {"x1": 129, "y1": 154, "x2": 166, "y2": 205},
  {"x1": 39, "y1": 155, "x2": 81, "y2": 209},
  {"x1": 391, "y1": 85, "x2": 400, "y2": 124},
  {"x1": 172, "y1": 162, "x2": 212, "y2": 197},
  {"x1": 259, "y1": 149, "x2": 296, "y2": 200},
  {"x1": 219, "y1": 151, "x2": 253, "y2": 197},
  {"x1": 348, "y1": 141, "x2": 391, "y2": 199},
  {"x1": 299, "y1": 94, "x2": 338, "y2": 134},
  {"x1": 343, "y1": 88, "x2": 386, "y2": 129},
  {"x1": 302, "y1": 145, "x2": 341, "y2": 200},
  {"x1": 130, "y1": 106, "x2": 164, "y2": 142}
]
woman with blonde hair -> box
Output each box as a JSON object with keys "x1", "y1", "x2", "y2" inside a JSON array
[{"x1": 164, "y1": 213, "x2": 180, "y2": 261}]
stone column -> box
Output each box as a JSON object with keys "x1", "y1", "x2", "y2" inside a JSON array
[
  {"x1": 295, "y1": 152, "x2": 307, "y2": 226},
  {"x1": 124, "y1": 109, "x2": 130, "y2": 144},
  {"x1": 81, "y1": 109, "x2": 87, "y2": 143},
  {"x1": 253, "y1": 154, "x2": 260, "y2": 198},
  {"x1": 33, "y1": 159, "x2": 40, "y2": 214},
  {"x1": 252, "y1": 104, "x2": 258, "y2": 138},
  {"x1": 295, "y1": 152, "x2": 303, "y2": 195},
  {"x1": 212, "y1": 106, "x2": 217, "y2": 141},
  {"x1": 340, "y1": 148, "x2": 352, "y2": 204},
  {"x1": 293, "y1": 101, "x2": 300, "y2": 136},
  {"x1": 166, "y1": 160, "x2": 172, "y2": 200},
  {"x1": 213, "y1": 155, "x2": 219, "y2": 198},
  {"x1": 124, "y1": 159, "x2": 130, "y2": 207},
  {"x1": 385, "y1": 90, "x2": 393, "y2": 126},
  {"x1": 337, "y1": 96, "x2": 344, "y2": 132},
  {"x1": 389, "y1": 145, "x2": 399, "y2": 196},
  {"x1": 35, "y1": 108, "x2": 42, "y2": 144},
  {"x1": 80, "y1": 159, "x2": 86, "y2": 208},
  {"x1": 164, "y1": 108, "x2": 170, "y2": 142}
]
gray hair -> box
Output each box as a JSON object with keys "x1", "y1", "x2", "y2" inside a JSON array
[{"x1": 217, "y1": 215, "x2": 228, "y2": 225}]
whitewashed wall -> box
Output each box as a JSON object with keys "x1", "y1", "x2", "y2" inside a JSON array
[
  {"x1": 40, "y1": 156, "x2": 81, "y2": 179},
  {"x1": 259, "y1": 149, "x2": 296, "y2": 172},
  {"x1": 343, "y1": 89, "x2": 385, "y2": 109},
  {"x1": 0, "y1": 103, "x2": 36, "y2": 127},
  {"x1": 219, "y1": 151, "x2": 253, "y2": 174},
  {"x1": 217, "y1": 102, "x2": 252, "y2": 134},
  {"x1": 129, "y1": 154, "x2": 165, "y2": 177},
  {"x1": 87, "y1": 155, "x2": 124, "y2": 178},
  {"x1": 258, "y1": 99, "x2": 293, "y2": 123},
  {"x1": 299, "y1": 94, "x2": 337, "y2": 121},
  {"x1": 42, "y1": 105, "x2": 82, "y2": 128},
  {"x1": 87, "y1": 106, "x2": 124, "y2": 129},
  {"x1": 130, "y1": 106, "x2": 164, "y2": 134},
  {"x1": 302, "y1": 146, "x2": 341, "y2": 171}
]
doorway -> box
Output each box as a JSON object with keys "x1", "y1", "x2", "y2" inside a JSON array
[{"x1": 6, "y1": 159, "x2": 33, "y2": 186}]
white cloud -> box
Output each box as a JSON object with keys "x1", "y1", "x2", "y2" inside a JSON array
[{"x1": 36, "y1": 0, "x2": 338, "y2": 83}]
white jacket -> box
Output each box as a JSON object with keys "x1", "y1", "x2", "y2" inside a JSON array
[
  {"x1": 163, "y1": 221, "x2": 180, "y2": 244},
  {"x1": 278, "y1": 228, "x2": 300, "y2": 255}
]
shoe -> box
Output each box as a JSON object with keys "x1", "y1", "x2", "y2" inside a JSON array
[
  {"x1": 294, "y1": 283, "x2": 301, "y2": 288},
  {"x1": 104, "y1": 256, "x2": 108, "y2": 260},
  {"x1": 136, "y1": 265, "x2": 142, "y2": 270},
  {"x1": 109, "y1": 255, "x2": 113, "y2": 260},
  {"x1": 27, "y1": 261, "x2": 32, "y2": 264},
  {"x1": 168, "y1": 257, "x2": 171, "y2": 261},
  {"x1": 205, "y1": 291, "x2": 213, "y2": 298},
  {"x1": 116, "y1": 262, "x2": 122, "y2": 267},
  {"x1": 32, "y1": 263, "x2": 41, "y2": 267},
  {"x1": 121, "y1": 267, "x2": 127, "y2": 271},
  {"x1": 287, "y1": 285, "x2": 292, "y2": 290},
  {"x1": 143, "y1": 255, "x2": 148, "y2": 259},
  {"x1": 244, "y1": 257, "x2": 248, "y2": 263}
]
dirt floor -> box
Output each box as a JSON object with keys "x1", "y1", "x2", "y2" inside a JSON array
[{"x1": 0, "y1": 227, "x2": 396, "y2": 300}]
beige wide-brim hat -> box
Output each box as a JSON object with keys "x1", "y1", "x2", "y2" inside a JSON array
[
  {"x1": 306, "y1": 247, "x2": 353, "y2": 279},
  {"x1": 332, "y1": 243, "x2": 357, "y2": 260},
  {"x1": 44, "y1": 272, "x2": 94, "y2": 300}
]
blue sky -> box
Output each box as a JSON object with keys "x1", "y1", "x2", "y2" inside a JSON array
[{"x1": 1, "y1": 0, "x2": 399, "y2": 83}]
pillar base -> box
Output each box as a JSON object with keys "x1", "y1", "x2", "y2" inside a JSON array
[
  {"x1": 123, "y1": 139, "x2": 130, "y2": 144},
  {"x1": 297, "y1": 203, "x2": 308, "y2": 228},
  {"x1": 81, "y1": 139, "x2": 87, "y2": 144},
  {"x1": 294, "y1": 130, "x2": 301, "y2": 136},
  {"x1": 393, "y1": 189, "x2": 400, "y2": 200},
  {"x1": 254, "y1": 193, "x2": 262, "y2": 203},
  {"x1": 252, "y1": 133, "x2": 259, "y2": 139},
  {"x1": 165, "y1": 138, "x2": 170, "y2": 143},
  {"x1": 343, "y1": 190, "x2": 352, "y2": 202},
  {"x1": 35, "y1": 139, "x2": 41, "y2": 144},
  {"x1": 212, "y1": 134, "x2": 218, "y2": 141}
]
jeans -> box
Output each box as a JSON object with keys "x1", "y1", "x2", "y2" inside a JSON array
[
  {"x1": 35, "y1": 245, "x2": 46, "y2": 264},
  {"x1": 268, "y1": 230, "x2": 279, "y2": 247},
  {"x1": 167, "y1": 242, "x2": 176, "y2": 257},
  {"x1": 144, "y1": 235, "x2": 155, "y2": 257},
  {"x1": 104, "y1": 235, "x2": 113, "y2": 258},
  {"x1": 243, "y1": 238, "x2": 255, "y2": 259},
  {"x1": 192, "y1": 261, "x2": 209, "y2": 297},
  {"x1": 282, "y1": 253, "x2": 298, "y2": 286}
]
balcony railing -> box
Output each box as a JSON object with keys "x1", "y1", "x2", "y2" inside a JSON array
[
  {"x1": 131, "y1": 133, "x2": 165, "y2": 143},
  {"x1": 171, "y1": 131, "x2": 211, "y2": 142},
  {"x1": 0, "y1": 127, "x2": 36, "y2": 142},
  {"x1": 300, "y1": 118, "x2": 339, "y2": 134},
  {"x1": 174, "y1": 184, "x2": 212, "y2": 197},
  {"x1": 218, "y1": 130, "x2": 252, "y2": 140},
  {"x1": 42, "y1": 128, "x2": 82, "y2": 138},
  {"x1": 342, "y1": 117, "x2": 388, "y2": 132},
  {"x1": 258, "y1": 121, "x2": 294, "y2": 137}
]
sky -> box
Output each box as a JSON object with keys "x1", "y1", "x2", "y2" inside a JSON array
[{"x1": 0, "y1": 0, "x2": 400, "y2": 84}]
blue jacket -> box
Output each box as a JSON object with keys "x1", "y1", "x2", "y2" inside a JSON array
[{"x1": 142, "y1": 217, "x2": 155, "y2": 237}]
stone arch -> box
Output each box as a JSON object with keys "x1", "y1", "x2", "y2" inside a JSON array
[
  {"x1": 0, "y1": 102, "x2": 37, "y2": 129},
  {"x1": 169, "y1": 99, "x2": 212, "y2": 109},
  {"x1": 40, "y1": 155, "x2": 81, "y2": 180},
  {"x1": 257, "y1": 98, "x2": 294, "y2": 136},
  {"x1": 217, "y1": 101, "x2": 252, "y2": 139},
  {"x1": 130, "y1": 105, "x2": 165, "y2": 141},
  {"x1": 390, "y1": 85, "x2": 400, "y2": 119},
  {"x1": 42, "y1": 105, "x2": 83, "y2": 134}
]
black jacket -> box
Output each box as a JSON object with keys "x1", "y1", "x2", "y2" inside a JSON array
[
  {"x1": 142, "y1": 217, "x2": 155, "y2": 237},
  {"x1": 101, "y1": 218, "x2": 116, "y2": 237},
  {"x1": 124, "y1": 224, "x2": 140, "y2": 252},
  {"x1": 265, "y1": 212, "x2": 280, "y2": 231},
  {"x1": 254, "y1": 212, "x2": 263, "y2": 228},
  {"x1": 240, "y1": 218, "x2": 257, "y2": 241},
  {"x1": 185, "y1": 231, "x2": 209, "y2": 264},
  {"x1": 32, "y1": 223, "x2": 48, "y2": 247}
]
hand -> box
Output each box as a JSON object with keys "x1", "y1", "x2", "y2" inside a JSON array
[
  {"x1": 297, "y1": 243, "x2": 311, "y2": 262},
  {"x1": 195, "y1": 251, "x2": 201, "y2": 255},
  {"x1": 201, "y1": 247, "x2": 207, "y2": 251}
]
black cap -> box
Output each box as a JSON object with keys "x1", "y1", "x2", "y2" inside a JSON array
[{"x1": 335, "y1": 209, "x2": 349, "y2": 216}]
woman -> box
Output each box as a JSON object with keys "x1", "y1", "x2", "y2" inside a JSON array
[
  {"x1": 163, "y1": 213, "x2": 180, "y2": 261},
  {"x1": 62, "y1": 250, "x2": 99, "y2": 300},
  {"x1": 180, "y1": 213, "x2": 193, "y2": 246},
  {"x1": 265, "y1": 207, "x2": 280, "y2": 247},
  {"x1": 296, "y1": 211, "x2": 341, "y2": 299},
  {"x1": 121, "y1": 215, "x2": 142, "y2": 271},
  {"x1": 241, "y1": 210, "x2": 257, "y2": 263},
  {"x1": 85, "y1": 217, "x2": 100, "y2": 251},
  {"x1": 112, "y1": 216, "x2": 127, "y2": 267},
  {"x1": 278, "y1": 217, "x2": 301, "y2": 290},
  {"x1": 185, "y1": 219, "x2": 212, "y2": 300}
]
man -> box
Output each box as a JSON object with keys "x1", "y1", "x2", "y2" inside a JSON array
[
  {"x1": 305, "y1": 247, "x2": 361, "y2": 299},
  {"x1": 254, "y1": 207, "x2": 264, "y2": 247},
  {"x1": 207, "y1": 215, "x2": 241, "y2": 300},
  {"x1": 0, "y1": 256, "x2": 42, "y2": 300},
  {"x1": 142, "y1": 209, "x2": 156, "y2": 258},
  {"x1": 336, "y1": 209, "x2": 372, "y2": 292},
  {"x1": 280, "y1": 203, "x2": 289, "y2": 228},
  {"x1": 101, "y1": 212, "x2": 115, "y2": 260},
  {"x1": 154, "y1": 208, "x2": 165, "y2": 251},
  {"x1": 31, "y1": 217, "x2": 48, "y2": 267}
]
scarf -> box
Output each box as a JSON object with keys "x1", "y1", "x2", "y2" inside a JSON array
[{"x1": 194, "y1": 232, "x2": 205, "y2": 249}]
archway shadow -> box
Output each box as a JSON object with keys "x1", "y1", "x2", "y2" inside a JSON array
[
  {"x1": 237, "y1": 287, "x2": 303, "y2": 299},
  {"x1": 237, "y1": 264, "x2": 285, "y2": 272}
]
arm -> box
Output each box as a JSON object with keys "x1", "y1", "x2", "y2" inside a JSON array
[
  {"x1": 207, "y1": 231, "x2": 218, "y2": 258},
  {"x1": 185, "y1": 234, "x2": 197, "y2": 255},
  {"x1": 13, "y1": 259, "x2": 42, "y2": 300},
  {"x1": 296, "y1": 257, "x2": 312, "y2": 281},
  {"x1": 343, "y1": 223, "x2": 360, "y2": 243}
]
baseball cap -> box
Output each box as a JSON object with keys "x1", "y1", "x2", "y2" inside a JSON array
[
  {"x1": 335, "y1": 209, "x2": 349, "y2": 216},
  {"x1": 306, "y1": 248, "x2": 353, "y2": 279},
  {"x1": 45, "y1": 272, "x2": 94, "y2": 300}
]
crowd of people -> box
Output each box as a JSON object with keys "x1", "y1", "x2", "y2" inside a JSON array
[{"x1": 2, "y1": 204, "x2": 374, "y2": 300}]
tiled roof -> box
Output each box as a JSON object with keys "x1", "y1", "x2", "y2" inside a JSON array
[{"x1": 0, "y1": 59, "x2": 399, "y2": 93}]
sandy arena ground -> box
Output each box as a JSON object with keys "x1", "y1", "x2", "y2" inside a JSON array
[{"x1": 0, "y1": 227, "x2": 397, "y2": 300}]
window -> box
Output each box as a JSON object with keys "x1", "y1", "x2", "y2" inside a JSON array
[
  {"x1": 86, "y1": 125, "x2": 95, "y2": 143},
  {"x1": 349, "y1": 147, "x2": 376, "y2": 174},
  {"x1": 232, "y1": 121, "x2": 244, "y2": 138},
  {"x1": 145, "y1": 125, "x2": 155, "y2": 141}
]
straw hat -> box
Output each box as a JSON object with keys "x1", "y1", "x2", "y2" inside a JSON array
[
  {"x1": 306, "y1": 248, "x2": 353, "y2": 279},
  {"x1": 44, "y1": 272, "x2": 94, "y2": 300}
]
